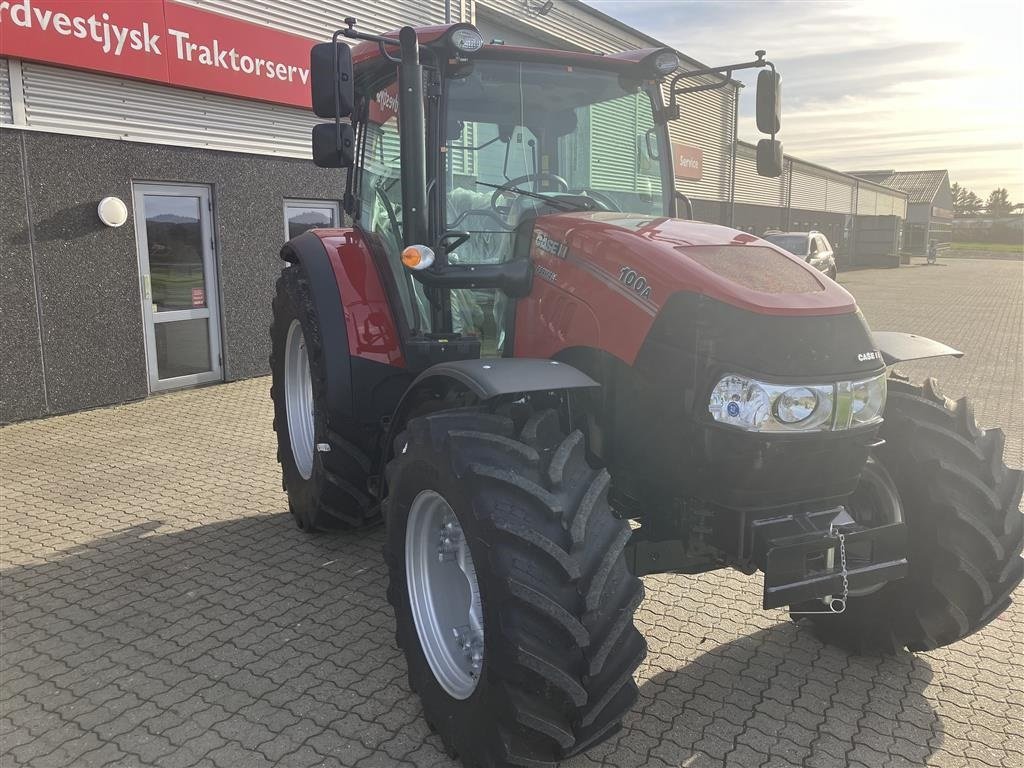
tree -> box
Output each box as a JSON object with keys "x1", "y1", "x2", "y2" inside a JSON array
[
  {"x1": 986, "y1": 188, "x2": 1012, "y2": 216},
  {"x1": 951, "y1": 182, "x2": 984, "y2": 216}
]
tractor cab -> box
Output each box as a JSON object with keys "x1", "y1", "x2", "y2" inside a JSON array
[{"x1": 309, "y1": 22, "x2": 781, "y2": 353}]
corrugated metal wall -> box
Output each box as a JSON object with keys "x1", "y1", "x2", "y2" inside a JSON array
[
  {"x1": 857, "y1": 188, "x2": 878, "y2": 216},
  {"x1": 856, "y1": 185, "x2": 906, "y2": 218},
  {"x1": 733, "y1": 144, "x2": 784, "y2": 207},
  {"x1": 174, "y1": 0, "x2": 446, "y2": 38},
  {"x1": 19, "y1": 62, "x2": 318, "y2": 157},
  {"x1": 826, "y1": 177, "x2": 855, "y2": 214},
  {"x1": 789, "y1": 166, "x2": 827, "y2": 211},
  {"x1": 0, "y1": 58, "x2": 13, "y2": 125}
]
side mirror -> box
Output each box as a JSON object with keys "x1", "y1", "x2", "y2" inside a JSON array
[
  {"x1": 311, "y1": 42, "x2": 354, "y2": 119},
  {"x1": 756, "y1": 138, "x2": 783, "y2": 178},
  {"x1": 312, "y1": 122, "x2": 355, "y2": 168},
  {"x1": 756, "y1": 69, "x2": 781, "y2": 134}
]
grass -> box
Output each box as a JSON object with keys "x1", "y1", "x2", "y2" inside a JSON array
[{"x1": 950, "y1": 241, "x2": 1024, "y2": 253}]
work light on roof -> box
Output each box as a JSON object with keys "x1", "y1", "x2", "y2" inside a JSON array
[
  {"x1": 450, "y1": 28, "x2": 484, "y2": 54},
  {"x1": 652, "y1": 51, "x2": 680, "y2": 75}
]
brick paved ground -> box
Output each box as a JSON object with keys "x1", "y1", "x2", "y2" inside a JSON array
[{"x1": 2, "y1": 258, "x2": 1021, "y2": 768}]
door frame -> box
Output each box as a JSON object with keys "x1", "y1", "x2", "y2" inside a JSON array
[{"x1": 132, "y1": 182, "x2": 223, "y2": 393}]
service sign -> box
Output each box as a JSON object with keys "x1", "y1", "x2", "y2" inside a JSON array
[
  {"x1": 672, "y1": 142, "x2": 703, "y2": 181},
  {"x1": 0, "y1": 0, "x2": 316, "y2": 109}
]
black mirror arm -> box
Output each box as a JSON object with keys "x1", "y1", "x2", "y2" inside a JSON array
[{"x1": 660, "y1": 52, "x2": 773, "y2": 122}]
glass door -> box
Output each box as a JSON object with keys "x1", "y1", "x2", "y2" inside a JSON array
[{"x1": 133, "y1": 183, "x2": 222, "y2": 392}]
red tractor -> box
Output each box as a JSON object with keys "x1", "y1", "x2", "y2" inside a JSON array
[{"x1": 270, "y1": 20, "x2": 1023, "y2": 767}]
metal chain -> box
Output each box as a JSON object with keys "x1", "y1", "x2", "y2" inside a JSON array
[{"x1": 791, "y1": 524, "x2": 849, "y2": 615}]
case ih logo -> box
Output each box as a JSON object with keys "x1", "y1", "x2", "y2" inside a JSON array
[
  {"x1": 672, "y1": 142, "x2": 703, "y2": 181},
  {"x1": 0, "y1": 0, "x2": 315, "y2": 108}
]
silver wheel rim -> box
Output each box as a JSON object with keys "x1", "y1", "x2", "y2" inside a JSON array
[
  {"x1": 284, "y1": 319, "x2": 315, "y2": 480},
  {"x1": 405, "y1": 490, "x2": 484, "y2": 699},
  {"x1": 847, "y1": 459, "x2": 904, "y2": 597}
]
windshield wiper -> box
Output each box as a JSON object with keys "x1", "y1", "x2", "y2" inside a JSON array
[{"x1": 473, "y1": 181, "x2": 592, "y2": 212}]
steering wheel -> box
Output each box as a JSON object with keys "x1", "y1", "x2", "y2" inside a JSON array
[
  {"x1": 577, "y1": 187, "x2": 621, "y2": 212},
  {"x1": 489, "y1": 172, "x2": 570, "y2": 213}
]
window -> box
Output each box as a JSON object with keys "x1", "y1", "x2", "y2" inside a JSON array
[
  {"x1": 284, "y1": 199, "x2": 340, "y2": 240},
  {"x1": 443, "y1": 61, "x2": 667, "y2": 353}
]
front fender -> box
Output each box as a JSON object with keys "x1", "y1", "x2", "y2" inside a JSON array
[
  {"x1": 382, "y1": 358, "x2": 597, "y2": 469},
  {"x1": 872, "y1": 331, "x2": 963, "y2": 366},
  {"x1": 280, "y1": 232, "x2": 354, "y2": 426}
]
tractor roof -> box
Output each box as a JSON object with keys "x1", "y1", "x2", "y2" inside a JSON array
[{"x1": 351, "y1": 23, "x2": 673, "y2": 75}]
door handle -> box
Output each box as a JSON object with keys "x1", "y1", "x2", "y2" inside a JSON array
[{"x1": 143, "y1": 274, "x2": 152, "y2": 300}]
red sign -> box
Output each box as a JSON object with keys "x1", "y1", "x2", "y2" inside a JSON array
[
  {"x1": 191, "y1": 287, "x2": 205, "y2": 308},
  {"x1": 0, "y1": 0, "x2": 315, "y2": 109},
  {"x1": 672, "y1": 142, "x2": 703, "y2": 181}
]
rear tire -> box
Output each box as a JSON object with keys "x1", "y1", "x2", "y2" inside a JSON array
[
  {"x1": 795, "y1": 377, "x2": 1023, "y2": 654},
  {"x1": 384, "y1": 407, "x2": 646, "y2": 766},
  {"x1": 270, "y1": 264, "x2": 378, "y2": 532}
]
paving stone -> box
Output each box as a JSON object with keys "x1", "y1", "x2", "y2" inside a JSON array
[{"x1": 1, "y1": 259, "x2": 1022, "y2": 767}]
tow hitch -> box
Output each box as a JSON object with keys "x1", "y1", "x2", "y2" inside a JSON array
[{"x1": 751, "y1": 506, "x2": 908, "y2": 610}]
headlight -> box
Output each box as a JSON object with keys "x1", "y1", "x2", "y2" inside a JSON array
[{"x1": 709, "y1": 372, "x2": 886, "y2": 432}]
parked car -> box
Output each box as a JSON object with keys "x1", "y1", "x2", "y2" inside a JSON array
[{"x1": 763, "y1": 231, "x2": 838, "y2": 280}]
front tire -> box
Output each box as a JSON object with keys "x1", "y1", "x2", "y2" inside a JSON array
[
  {"x1": 796, "y1": 377, "x2": 1023, "y2": 654},
  {"x1": 270, "y1": 264, "x2": 378, "y2": 532},
  {"x1": 384, "y1": 407, "x2": 646, "y2": 766}
]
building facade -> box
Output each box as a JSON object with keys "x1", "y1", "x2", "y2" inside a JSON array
[
  {"x1": 849, "y1": 169, "x2": 952, "y2": 255},
  {"x1": 1, "y1": 0, "x2": 907, "y2": 423}
]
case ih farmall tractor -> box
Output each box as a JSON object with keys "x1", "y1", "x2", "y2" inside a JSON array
[{"x1": 270, "y1": 20, "x2": 1023, "y2": 767}]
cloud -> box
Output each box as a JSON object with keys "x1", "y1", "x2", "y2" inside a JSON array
[{"x1": 581, "y1": 0, "x2": 1024, "y2": 200}]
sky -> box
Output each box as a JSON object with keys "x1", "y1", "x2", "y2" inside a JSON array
[{"x1": 582, "y1": 0, "x2": 1024, "y2": 203}]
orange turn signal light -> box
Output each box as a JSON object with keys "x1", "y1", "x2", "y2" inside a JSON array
[{"x1": 401, "y1": 245, "x2": 435, "y2": 270}]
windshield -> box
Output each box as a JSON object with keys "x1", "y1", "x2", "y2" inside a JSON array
[
  {"x1": 444, "y1": 60, "x2": 667, "y2": 251},
  {"x1": 764, "y1": 234, "x2": 809, "y2": 256}
]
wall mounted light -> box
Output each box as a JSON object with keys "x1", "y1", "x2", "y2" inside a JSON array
[{"x1": 97, "y1": 196, "x2": 129, "y2": 227}]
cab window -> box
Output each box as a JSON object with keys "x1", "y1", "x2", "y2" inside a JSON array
[{"x1": 358, "y1": 86, "x2": 432, "y2": 333}]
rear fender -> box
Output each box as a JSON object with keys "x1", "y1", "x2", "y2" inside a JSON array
[{"x1": 872, "y1": 331, "x2": 963, "y2": 366}]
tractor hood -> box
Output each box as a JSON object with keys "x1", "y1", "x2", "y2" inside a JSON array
[{"x1": 528, "y1": 212, "x2": 857, "y2": 317}]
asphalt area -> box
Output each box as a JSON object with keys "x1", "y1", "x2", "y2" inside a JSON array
[{"x1": 1, "y1": 257, "x2": 1021, "y2": 767}]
